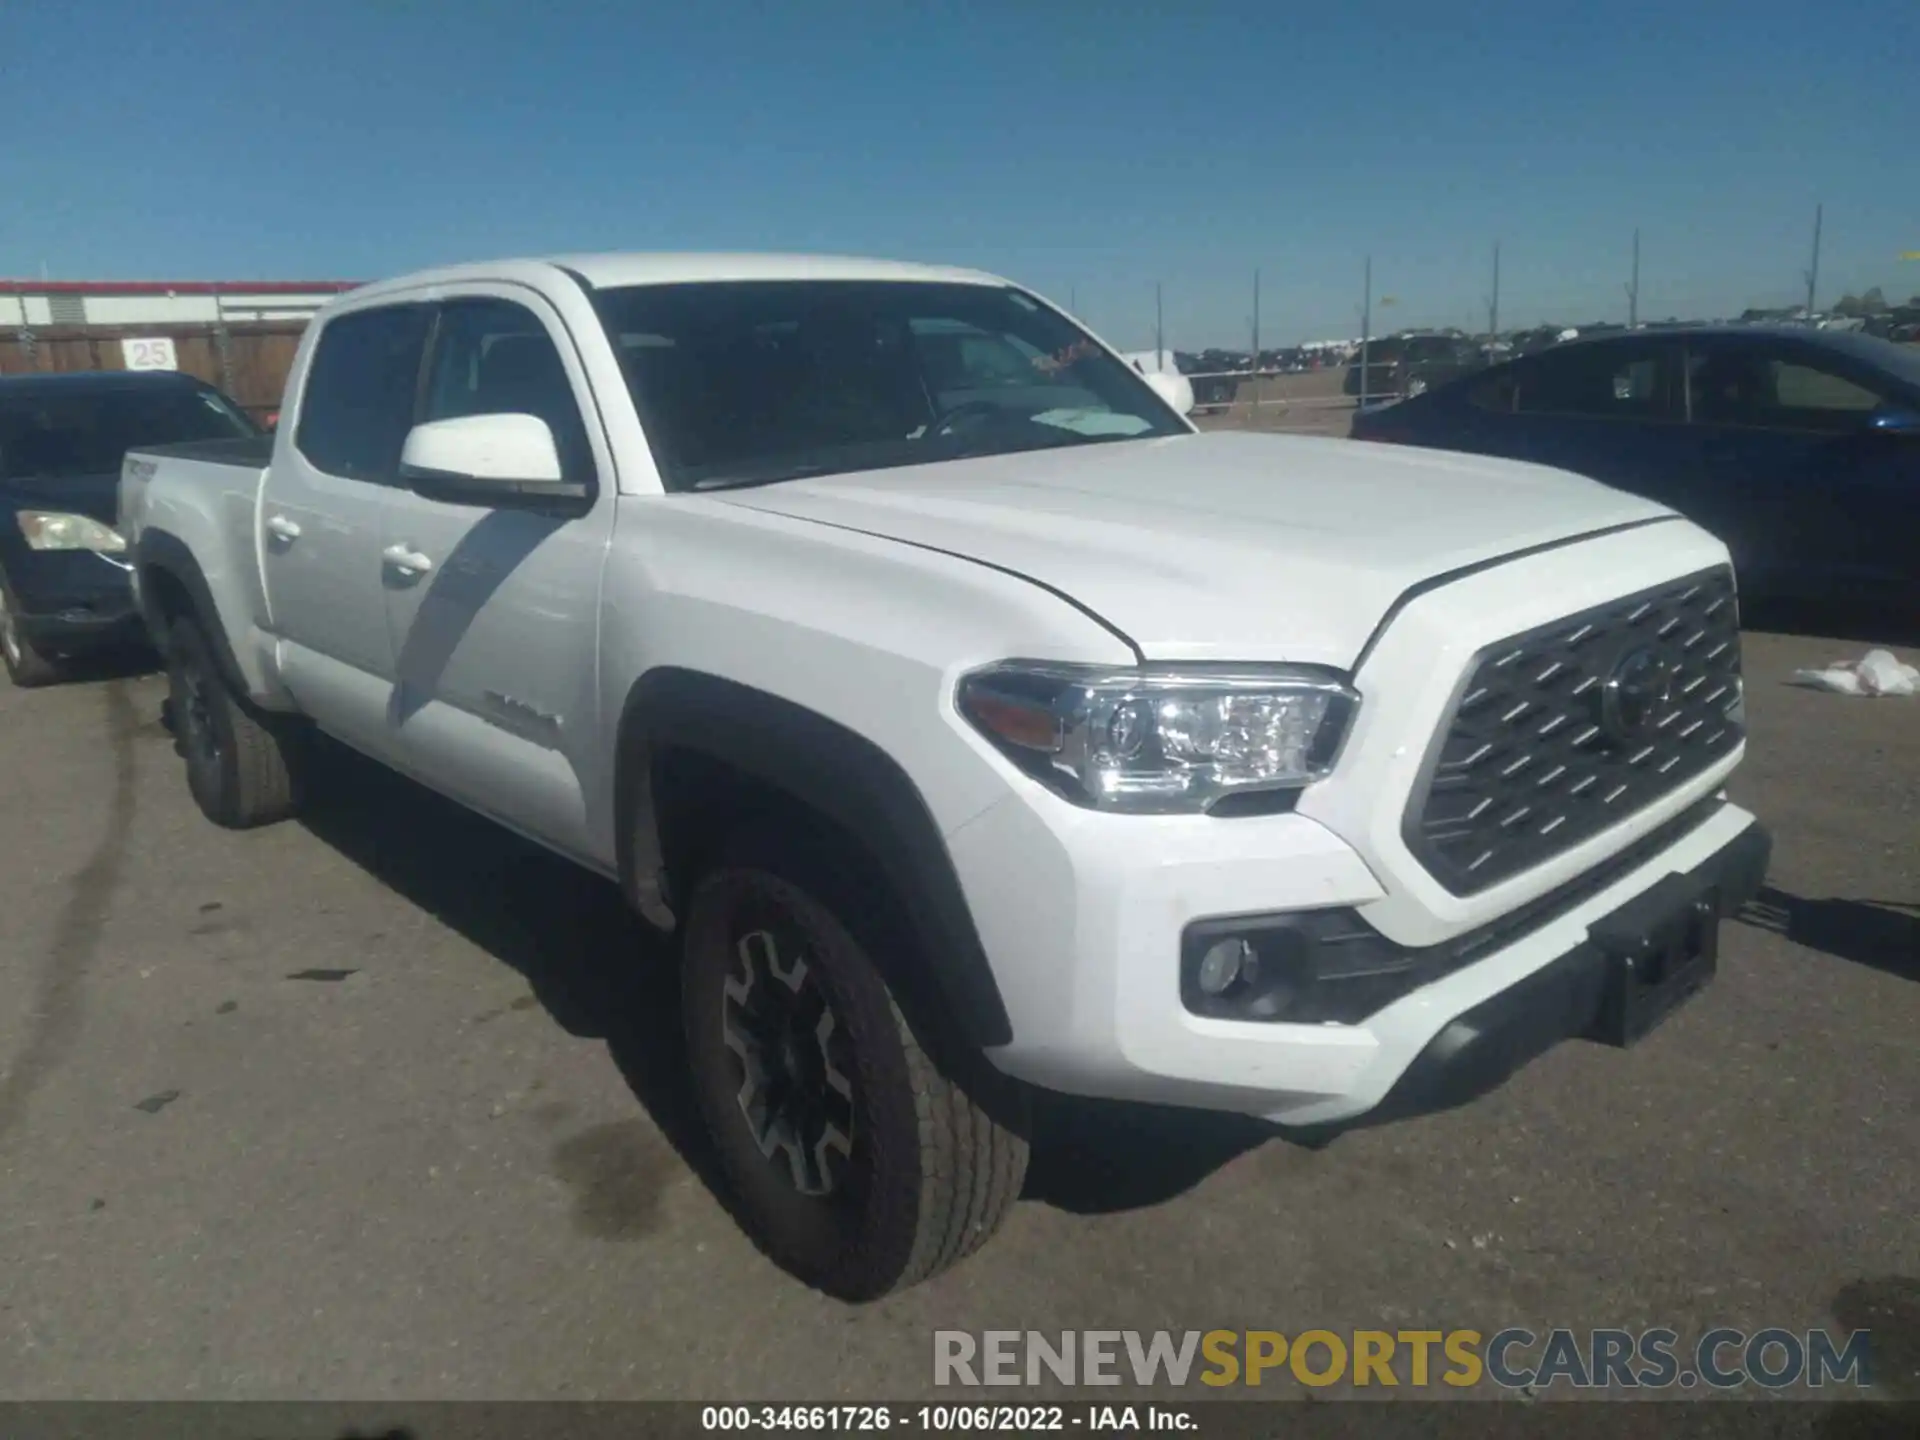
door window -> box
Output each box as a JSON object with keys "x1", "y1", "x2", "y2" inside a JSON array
[
  {"x1": 293, "y1": 305, "x2": 431, "y2": 480},
  {"x1": 1513, "y1": 343, "x2": 1673, "y2": 420},
  {"x1": 422, "y1": 299, "x2": 596, "y2": 481},
  {"x1": 1686, "y1": 347, "x2": 1891, "y2": 432}
]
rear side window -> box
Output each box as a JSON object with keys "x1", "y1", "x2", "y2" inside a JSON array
[
  {"x1": 294, "y1": 305, "x2": 431, "y2": 480},
  {"x1": 1466, "y1": 366, "x2": 1517, "y2": 412},
  {"x1": 1514, "y1": 343, "x2": 1671, "y2": 420}
]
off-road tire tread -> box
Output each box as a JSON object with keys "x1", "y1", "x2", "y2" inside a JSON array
[
  {"x1": 169, "y1": 618, "x2": 301, "y2": 828},
  {"x1": 894, "y1": 993, "x2": 1027, "y2": 1290},
  {"x1": 682, "y1": 829, "x2": 1027, "y2": 1301}
]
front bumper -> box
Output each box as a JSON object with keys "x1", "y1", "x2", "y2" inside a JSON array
[
  {"x1": 954, "y1": 786, "x2": 1764, "y2": 1128},
  {"x1": 7, "y1": 549, "x2": 148, "y2": 656},
  {"x1": 1290, "y1": 815, "x2": 1770, "y2": 1139}
]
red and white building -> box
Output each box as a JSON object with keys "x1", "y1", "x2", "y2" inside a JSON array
[{"x1": 5, "y1": 279, "x2": 361, "y2": 329}]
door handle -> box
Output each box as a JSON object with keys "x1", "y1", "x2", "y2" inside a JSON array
[
  {"x1": 265, "y1": 514, "x2": 302, "y2": 541},
  {"x1": 382, "y1": 542, "x2": 434, "y2": 576}
]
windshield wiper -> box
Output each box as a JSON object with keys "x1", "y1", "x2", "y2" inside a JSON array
[
  {"x1": 690, "y1": 462, "x2": 838, "y2": 492},
  {"x1": 939, "y1": 428, "x2": 1137, "y2": 462}
]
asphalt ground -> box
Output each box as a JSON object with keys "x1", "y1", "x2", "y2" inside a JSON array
[{"x1": 0, "y1": 616, "x2": 1914, "y2": 1410}]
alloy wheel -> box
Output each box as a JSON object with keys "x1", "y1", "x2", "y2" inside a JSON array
[
  {"x1": 177, "y1": 653, "x2": 222, "y2": 769},
  {"x1": 720, "y1": 925, "x2": 857, "y2": 1197}
]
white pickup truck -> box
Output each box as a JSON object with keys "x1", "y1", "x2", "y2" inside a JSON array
[{"x1": 120, "y1": 253, "x2": 1770, "y2": 1300}]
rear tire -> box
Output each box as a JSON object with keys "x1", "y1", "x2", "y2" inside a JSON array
[
  {"x1": 0, "y1": 578, "x2": 64, "y2": 688},
  {"x1": 166, "y1": 616, "x2": 303, "y2": 828},
  {"x1": 681, "y1": 826, "x2": 1028, "y2": 1301}
]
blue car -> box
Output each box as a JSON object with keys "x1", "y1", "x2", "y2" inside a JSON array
[
  {"x1": 1, "y1": 370, "x2": 259, "y2": 686},
  {"x1": 1351, "y1": 326, "x2": 1920, "y2": 612}
]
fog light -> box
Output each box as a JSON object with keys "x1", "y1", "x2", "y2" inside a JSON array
[{"x1": 1196, "y1": 938, "x2": 1251, "y2": 995}]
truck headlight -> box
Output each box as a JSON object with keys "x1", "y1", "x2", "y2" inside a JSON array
[
  {"x1": 17, "y1": 511, "x2": 127, "y2": 554},
  {"x1": 958, "y1": 662, "x2": 1358, "y2": 814}
]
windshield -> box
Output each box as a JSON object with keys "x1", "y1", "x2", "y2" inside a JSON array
[
  {"x1": 0, "y1": 384, "x2": 257, "y2": 482},
  {"x1": 593, "y1": 280, "x2": 1190, "y2": 491}
]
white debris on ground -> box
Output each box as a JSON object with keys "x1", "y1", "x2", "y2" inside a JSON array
[{"x1": 1788, "y1": 649, "x2": 1920, "y2": 697}]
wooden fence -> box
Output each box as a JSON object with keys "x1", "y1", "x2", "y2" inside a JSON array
[{"x1": 0, "y1": 321, "x2": 312, "y2": 423}]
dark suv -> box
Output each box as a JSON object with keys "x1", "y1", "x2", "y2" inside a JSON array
[{"x1": 1345, "y1": 332, "x2": 1483, "y2": 405}]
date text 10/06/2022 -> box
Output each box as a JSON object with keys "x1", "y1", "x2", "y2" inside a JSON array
[{"x1": 702, "y1": 1406, "x2": 1193, "y2": 1431}]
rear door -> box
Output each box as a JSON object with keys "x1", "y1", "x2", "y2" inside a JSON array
[
  {"x1": 266, "y1": 302, "x2": 430, "y2": 755},
  {"x1": 378, "y1": 289, "x2": 616, "y2": 861},
  {"x1": 1443, "y1": 338, "x2": 1691, "y2": 498}
]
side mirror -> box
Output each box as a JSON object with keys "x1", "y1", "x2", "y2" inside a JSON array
[
  {"x1": 1866, "y1": 404, "x2": 1920, "y2": 434},
  {"x1": 1142, "y1": 369, "x2": 1196, "y2": 416},
  {"x1": 398, "y1": 413, "x2": 587, "y2": 505}
]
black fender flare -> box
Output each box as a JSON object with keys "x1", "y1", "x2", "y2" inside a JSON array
[
  {"x1": 131, "y1": 529, "x2": 250, "y2": 695},
  {"x1": 615, "y1": 667, "x2": 1014, "y2": 1050}
]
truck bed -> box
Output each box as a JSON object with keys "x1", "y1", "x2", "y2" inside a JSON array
[{"x1": 133, "y1": 434, "x2": 276, "y2": 469}]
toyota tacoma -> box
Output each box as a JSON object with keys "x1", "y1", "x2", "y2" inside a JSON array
[{"x1": 119, "y1": 253, "x2": 1770, "y2": 1300}]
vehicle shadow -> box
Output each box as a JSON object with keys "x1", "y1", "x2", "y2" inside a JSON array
[
  {"x1": 290, "y1": 738, "x2": 729, "y2": 1200},
  {"x1": 1738, "y1": 886, "x2": 1919, "y2": 982},
  {"x1": 291, "y1": 739, "x2": 1263, "y2": 1222},
  {"x1": 1020, "y1": 1094, "x2": 1269, "y2": 1214},
  {"x1": 1743, "y1": 597, "x2": 1920, "y2": 653},
  {"x1": 49, "y1": 644, "x2": 159, "y2": 686}
]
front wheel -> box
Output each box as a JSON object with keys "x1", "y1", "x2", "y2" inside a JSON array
[
  {"x1": 166, "y1": 616, "x2": 304, "y2": 828},
  {"x1": 682, "y1": 830, "x2": 1028, "y2": 1301}
]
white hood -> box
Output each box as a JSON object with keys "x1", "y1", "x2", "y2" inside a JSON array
[{"x1": 718, "y1": 431, "x2": 1678, "y2": 668}]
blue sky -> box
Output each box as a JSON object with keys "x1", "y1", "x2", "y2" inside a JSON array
[{"x1": 4, "y1": 0, "x2": 1916, "y2": 347}]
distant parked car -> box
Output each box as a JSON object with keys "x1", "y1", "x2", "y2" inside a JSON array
[
  {"x1": 0, "y1": 370, "x2": 259, "y2": 686},
  {"x1": 1351, "y1": 326, "x2": 1920, "y2": 610},
  {"x1": 1344, "y1": 332, "x2": 1483, "y2": 405}
]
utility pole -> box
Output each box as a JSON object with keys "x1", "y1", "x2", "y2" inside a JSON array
[
  {"x1": 1626, "y1": 229, "x2": 1640, "y2": 328},
  {"x1": 1485, "y1": 243, "x2": 1499, "y2": 339},
  {"x1": 1803, "y1": 203, "x2": 1823, "y2": 319},
  {"x1": 1069, "y1": 285, "x2": 1077, "y2": 314},
  {"x1": 1251, "y1": 268, "x2": 1260, "y2": 369},
  {"x1": 1359, "y1": 255, "x2": 1372, "y2": 407},
  {"x1": 1155, "y1": 281, "x2": 1164, "y2": 360}
]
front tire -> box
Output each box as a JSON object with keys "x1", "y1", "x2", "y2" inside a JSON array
[
  {"x1": 165, "y1": 616, "x2": 303, "y2": 828},
  {"x1": 0, "y1": 577, "x2": 64, "y2": 688},
  {"x1": 682, "y1": 829, "x2": 1028, "y2": 1301}
]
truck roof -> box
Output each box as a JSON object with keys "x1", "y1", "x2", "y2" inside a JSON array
[{"x1": 344, "y1": 252, "x2": 1009, "y2": 304}]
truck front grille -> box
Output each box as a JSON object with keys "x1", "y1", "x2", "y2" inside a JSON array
[{"x1": 1405, "y1": 566, "x2": 1744, "y2": 896}]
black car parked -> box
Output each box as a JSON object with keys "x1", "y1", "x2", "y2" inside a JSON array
[
  {"x1": 1344, "y1": 332, "x2": 1484, "y2": 405},
  {"x1": 0, "y1": 370, "x2": 259, "y2": 686},
  {"x1": 1350, "y1": 327, "x2": 1920, "y2": 611}
]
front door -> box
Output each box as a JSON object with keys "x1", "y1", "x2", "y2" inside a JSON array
[
  {"x1": 1680, "y1": 338, "x2": 1919, "y2": 605},
  {"x1": 380, "y1": 291, "x2": 615, "y2": 862},
  {"x1": 264, "y1": 302, "x2": 431, "y2": 756}
]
